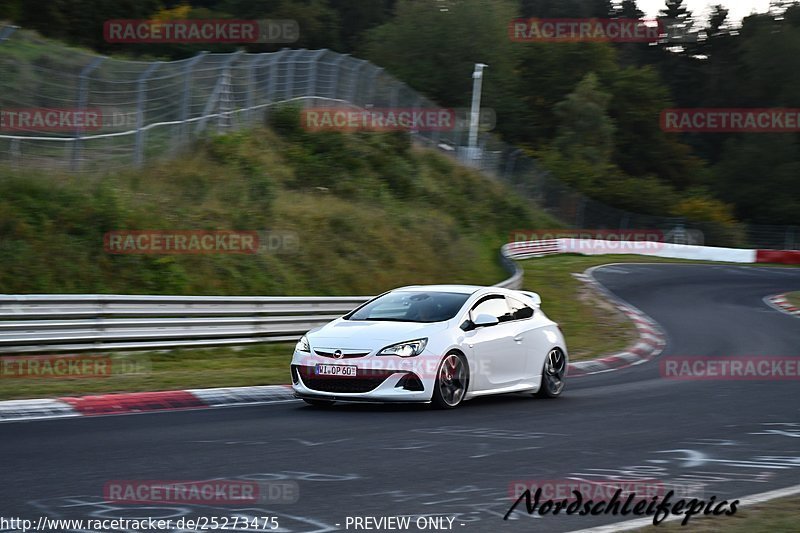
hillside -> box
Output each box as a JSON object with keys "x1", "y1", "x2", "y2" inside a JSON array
[{"x1": 0, "y1": 107, "x2": 558, "y2": 295}]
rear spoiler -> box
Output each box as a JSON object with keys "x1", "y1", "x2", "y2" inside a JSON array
[{"x1": 517, "y1": 290, "x2": 542, "y2": 306}]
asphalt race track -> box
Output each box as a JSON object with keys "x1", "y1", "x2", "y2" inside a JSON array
[{"x1": 2, "y1": 264, "x2": 799, "y2": 533}]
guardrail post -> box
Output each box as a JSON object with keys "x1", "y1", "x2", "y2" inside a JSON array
[
  {"x1": 70, "y1": 56, "x2": 106, "y2": 171},
  {"x1": 134, "y1": 62, "x2": 162, "y2": 167},
  {"x1": 179, "y1": 52, "x2": 208, "y2": 148}
]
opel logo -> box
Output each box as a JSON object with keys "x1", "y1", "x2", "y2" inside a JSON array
[{"x1": 333, "y1": 350, "x2": 343, "y2": 359}]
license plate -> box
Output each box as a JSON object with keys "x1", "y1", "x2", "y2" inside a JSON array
[{"x1": 316, "y1": 364, "x2": 357, "y2": 377}]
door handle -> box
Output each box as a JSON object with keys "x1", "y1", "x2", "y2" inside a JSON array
[{"x1": 513, "y1": 336, "x2": 524, "y2": 342}]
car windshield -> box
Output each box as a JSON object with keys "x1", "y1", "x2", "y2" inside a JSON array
[{"x1": 347, "y1": 291, "x2": 471, "y2": 323}]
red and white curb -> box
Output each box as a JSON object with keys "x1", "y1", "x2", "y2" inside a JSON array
[
  {"x1": 765, "y1": 293, "x2": 800, "y2": 318},
  {"x1": 568, "y1": 266, "x2": 667, "y2": 377},
  {"x1": 0, "y1": 385, "x2": 295, "y2": 422}
]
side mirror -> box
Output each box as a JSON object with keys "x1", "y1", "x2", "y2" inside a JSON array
[{"x1": 473, "y1": 313, "x2": 499, "y2": 327}]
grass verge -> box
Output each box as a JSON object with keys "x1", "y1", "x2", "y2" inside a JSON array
[
  {"x1": 785, "y1": 291, "x2": 800, "y2": 308},
  {"x1": 0, "y1": 345, "x2": 293, "y2": 400}
]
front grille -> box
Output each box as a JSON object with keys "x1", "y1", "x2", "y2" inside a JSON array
[
  {"x1": 314, "y1": 349, "x2": 370, "y2": 359},
  {"x1": 294, "y1": 365, "x2": 397, "y2": 394}
]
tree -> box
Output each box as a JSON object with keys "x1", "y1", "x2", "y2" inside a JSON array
[
  {"x1": 552, "y1": 73, "x2": 615, "y2": 167},
  {"x1": 328, "y1": 0, "x2": 395, "y2": 51},
  {"x1": 514, "y1": 41, "x2": 618, "y2": 143},
  {"x1": 607, "y1": 65, "x2": 706, "y2": 189},
  {"x1": 715, "y1": 135, "x2": 800, "y2": 224},
  {"x1": 615, "y1": 0, "x2": 643, "y2": 18},
  {"x1": 16, "y1": 0, "x2": 162, "y2": 51},
  {"x1": 363, "y1": 0, "x2": 524, "y2": 139},
  {"x1": 707, "y1": 4, "x2": 729, "y2": 36},
  {"x1": 659, "y1": 0, "x2": 696, "y2": 49},
  {"x1": 519, "y1": 0, "x2": 614, "y2": 18}
]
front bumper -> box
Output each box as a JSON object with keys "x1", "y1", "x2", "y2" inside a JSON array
[{"x1": 290, "y1": 349, "x2": 437, "y2": 402}]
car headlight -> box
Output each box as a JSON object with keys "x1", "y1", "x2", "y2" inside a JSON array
[
  {"x1": 296, "y1": 335, "x2": 310, "y2": 353},
  {"x1": 378, "y1": 338, "x2": 427, "y2": 357}
]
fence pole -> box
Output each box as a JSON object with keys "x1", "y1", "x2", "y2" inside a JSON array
[
  {"x1": 70, "y1": 55, "x2": 106, "y2": 172},
  {"x1": 247, "y1": 54, "x2": 271, "y2": 124},
  {"x1": 328, "y1": 54, "x2": 348, "y2": 99},
  {"x1": 134, "y1": 62, "x2": 162, "y2": 167},
  {"x1": 9, "y1": 138, "x2": 20, "y2": 169},
  {"x1": 306, "y1": 49, "x2": 327, "y2": 98},
  {"x1": 219, "y1": 51, "x2": 244, "y2": 132},
  {"x1": 284, "y1": 49, "x2": 303, "y2": 100},
  {"x1": 363, "y1": 65, "x2": 381, "y2": 105},
  {"x1": 348, "y1": 59, "x2": 367, "y2": 104},
  {"x1": 179, "y1": 52, "x2": 207, "y2": 147},
  {"x1": 389, "y1": 83, "x2": 400, "y2": 109},
  {"x1": 195, "y1": 50, "x2": 242, "y2": 134},
  {"x1": 266, "y1": 49, "x2": 289, "y2": 104},
  {"x1": 1, "y1": 27, "x2": 19, "y2": 167},
  {"x1": 504, "y1": 149, "x2": 522, "y2": 181}
]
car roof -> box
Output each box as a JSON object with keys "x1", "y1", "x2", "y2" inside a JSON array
[{"x1": 393, "y1": 284, "x2": 492, "y2": 295}]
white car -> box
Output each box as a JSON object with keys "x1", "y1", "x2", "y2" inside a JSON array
[{"x1": 290, "y1": 285, "x2": 568, "y2": 408}]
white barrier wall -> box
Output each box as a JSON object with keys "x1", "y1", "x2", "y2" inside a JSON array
[{"x1": 556, "y1": 239, "x2": 758, "y2": 263}]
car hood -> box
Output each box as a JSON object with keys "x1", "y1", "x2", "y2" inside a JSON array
[{"x1": 308, "y1": 319, "x2": 448, "y2": 349}]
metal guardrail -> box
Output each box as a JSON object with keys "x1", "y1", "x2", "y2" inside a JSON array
[
  {"x1": 0, "y1": 295, "x2": 369, "y2": 354},
  {"x1": 0, "y1": 255, "x2": 522, "y2": 354}
]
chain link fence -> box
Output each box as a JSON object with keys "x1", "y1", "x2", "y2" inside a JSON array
[{"x1": 1, "y1": 24, "x2": 796, "y2": 249}]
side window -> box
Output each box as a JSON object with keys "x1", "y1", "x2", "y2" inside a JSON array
[
  {"x1": 507, "y1": 296, "x2": 534, "y2": 320},
  {"x1": 470, "y1": 296, "x2": 512, "y2": 323}
]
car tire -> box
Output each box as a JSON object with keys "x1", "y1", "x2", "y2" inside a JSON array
[
  {"x1": 535, "y1": 347, "x2": 567, "y2": 398},
  {"x1": 303, "y1": 399, "x2": 335, "y2": 407},
  {"x1": 432, "y1": 352, "x2": 469, "y2": 409}
]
